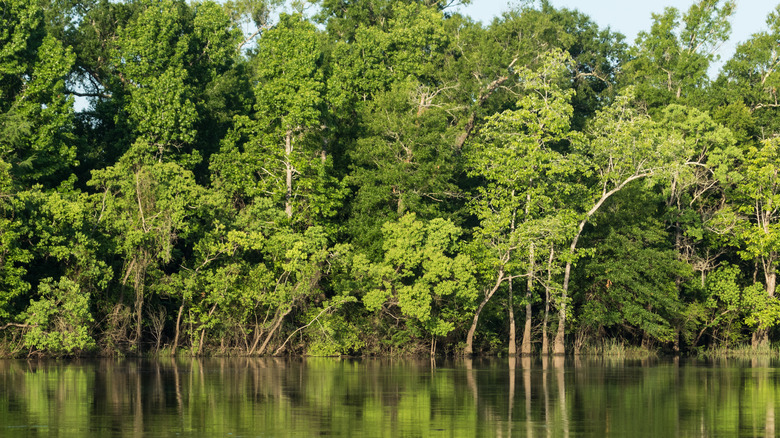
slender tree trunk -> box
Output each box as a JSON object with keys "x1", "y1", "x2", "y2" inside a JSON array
[
  {"x1": 248, "y1": 325, "x2": 264, "y2": 356},
  {"x1": 198, "y1": 327, "x2": 207, "y2": 355},
  {"x1": 522, "y1": 242, "x2": 534, "y2": 355},
  {"x1": 465, "y1": 268, "x2": 505, "y2": 355},
  {"x1": 256, "y1": 306, "x2": 292, "y2": 355},
  {"x1": 273, "y1": 305, "x2": 333, "y2": 356},
  {"x1": 197, "y1": 303, "x2": 218, "y2": 355},
  {"x1": 754, "y1": 254, "x2": 777, "y2": 348},
  {"x1": 507, "y1": 191, "x2": 519, "y2": 356},
  {"x1": 508, "y1": 278, "x2": 517, "y2": 355},
  {"x1": 172, "y1": 300, "x2": 185, "y2": 355},
  {"x1": 554, "y1": 253, "x2": 575, "y2": 355},
  {"x1": 553, "y1": 174, "x2": 648, "y2": 355},
  {"x1": 285, "y1": 130, "x2": 293, "y2": 219},
  {"x1": 542, "y1": 291, "x2": 550, "y2": 355},
  {"x1": 555, "y1": 228, "x2": 581, "y2": 354},
  {"x1": 765, "y1": 256, "x2": 776, "y2": 298},
  {"x1": 542, "y1": 246, "x2": 554, "y2": 355},
  {"x1": 133, "y1": 253, "x2": 147, "y2": 350},
  {"x1": 454, "y1": 58, "x2": 517, "y2": 150}
]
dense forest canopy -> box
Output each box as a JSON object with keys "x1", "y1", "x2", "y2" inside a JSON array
[{"x1": 2, "y1": 0, "x2": 780, "y2": 357}]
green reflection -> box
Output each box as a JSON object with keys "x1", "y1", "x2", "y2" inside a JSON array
[{"x1": 0, "y1": 358, "x2": 778, "y2": 437}]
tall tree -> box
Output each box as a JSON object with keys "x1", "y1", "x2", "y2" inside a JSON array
[
  {"x1": 248, "y1": 12, "x2": 327, "y2": 221},
  {"x1": 464, "y1": 50, "x2": 575, "y2": 355},
  {"x1": 553, "y1": 90, "x2": 685, "y2": 354},
  {"x1": 1, "y1": 0, "x2": 76, "y2": 187},
  {"x1": 722, "y1": 138, "x2": 780, "y2": 347},
  {"x1": 624, "y1": 0, "x2": 735, "y2": 108},
  {"x1": 714, "y1": 5, "x2": 780, "y2": 139}
]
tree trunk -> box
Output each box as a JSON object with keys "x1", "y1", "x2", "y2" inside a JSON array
[
  {"x1": 465, "y1": 268, "x2": 505, "y2": 355},
  {"x1": 172, "y1": 300, "x2": 185, "y2": 355},
  {"x1": 552, "y1": 174, "x2": 648, "y2": 355},
  {"x1": 542, "y1": 292, "x2": 550, "y2": 355},
  {"x1": 454, "y1": 58, "x2": 517, "y2": 150},
  {"x1": 256, "y1": 306, "x2": 292, "y2": 356},
  {"x1": 542, "y1": 247, "x2": 554, "y2": 355},
  {"x1": 133, "y1": 253, "x2": 147, "y2": 350},
  {"x1": 197, "y1": 303, "x2": 218, "y2": 355},
  {"x1": 752, "y1": 328, "x2": 769, "y2": 349},
  {"x1": 521, "y1": 242, "x2": 534, "y2": 355},
  {"x1": 754, "y1": 253, "x2": 777, "y2": 349},
  {"x1": 508, "y1": 277, "x2": 517, "y2": 355},
  {"x1": 285, "y1": 130, "x2": 293, "y2": 219},
  {"x1": 554, "y1": 255, "x2": 574, "y2": 355}
]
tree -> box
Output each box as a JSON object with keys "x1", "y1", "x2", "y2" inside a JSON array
[
  {"x1": 578, "y1": 188, "x2": 691, "y2": 349},
  {"x1": 624, "y1": 0, "x2": 735, "y2": 108},
  {"x1": 723, "y1": 138, "x2": 780, "y2": 346},
  {"x1": 359, "y1": 213, "x2": 477, "y2": 355},
  {"x1": 1, "y1": 0, "x2": 76, "y2": 187},
  {"x1": 251, "y1": 13, "x2": 326, "y2": 220},
  {"x1": 464, "y1": 50, "x2": 575, "y2": 355},
  {"x1": 345, "y1": 78, "x2": 462, "y2": 254},
  {"x1": 656, "y1": 104, "x2": 737, "y2": 280},
  {"x1": 553, "y1": 90, "x2": 685, "y2": 354},
  {"x1": 89, "y1": 145, "x2": 206, "y2": 350},
  {"x1": 714, "y1": 5, "x2": 780, "y2": 139},
  {"x1": 21, "y1": 277, "x2": 95, "y2": 355}
]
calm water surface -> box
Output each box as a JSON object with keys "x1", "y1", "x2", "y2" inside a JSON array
[{"x1": 0, "y1": 356, "x2": 777, "y2": 437}]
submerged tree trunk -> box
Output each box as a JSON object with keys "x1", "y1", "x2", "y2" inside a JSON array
[{"x1": 554, "y1": 250, "x2": 575, "y2": 355}]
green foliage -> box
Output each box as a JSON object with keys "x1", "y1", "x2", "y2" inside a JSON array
[
  {"x1": 624, "y1": 0, "x2": 735, "y2": 107},
  {"x1": 21, "y1": 277, "x2": 95, "y2": 355},
  {"x1": 742, "y1": 283, "x2": 780, "y2": 331},
  {"x1": 0, "y1": 215, "x2": 31, "y2": 320},
  {"x1": 716, "y1": 5, "x2": 780, "y2": 137},
  {"x1": 360, "y1": 214, "x2": 477, "y2": 339},
  {"x1": 699, "y1": 263, "x2": 745, "y2": 345},
  {"x1": 304, "y1": 300, "x2": 364, "y2": 356},
  {"x1": 345, "y1": 77, "x2": 462, "y2": 252},
  {"x1": 580, "y1": 216, "x2": 691, "y2": 345},
  {"x1": 731, "y1": 139, "x2": 780, "y2": 261},
  {"x1": 4, "y1": 0, "x2": 780, "y2": 356},
  {"x1": 0, "y1": 0, "x2": 76, "y2": 187},
  {"x1": 254, "y1": 13, "x2": 324, "y2": 133}
]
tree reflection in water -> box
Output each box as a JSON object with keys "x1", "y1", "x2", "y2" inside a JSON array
[{"x1": 0, "y1": 357, "x2": 778, "y2": 436}]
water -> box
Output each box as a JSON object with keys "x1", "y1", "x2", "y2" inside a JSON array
[{"x1": 0, "y1": 356, "x2": 777, "y2": 437}]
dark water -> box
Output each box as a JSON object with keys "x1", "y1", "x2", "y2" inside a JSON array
[{"x1": 0, "y1": 356, "x2": 777, "y2": 437}]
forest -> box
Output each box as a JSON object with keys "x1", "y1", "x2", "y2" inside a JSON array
[{"x1": 2, "y1": 0, "x2": 780, "y2": 357}]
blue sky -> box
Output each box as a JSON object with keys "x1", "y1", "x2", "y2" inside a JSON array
[{"x1": 455, "y1": 0, "x2": 778, "y2": 75}]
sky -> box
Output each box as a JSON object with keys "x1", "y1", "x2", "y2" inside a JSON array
[{"x1": 455, "y1": 0, "x2": 778, "y2": 75}]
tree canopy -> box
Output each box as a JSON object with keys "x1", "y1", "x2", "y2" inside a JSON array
[{"x1": 1, "y1": 0, "x2": 778, "y2": 357}]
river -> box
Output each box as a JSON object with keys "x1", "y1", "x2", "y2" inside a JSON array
[{"x1": 0, "y1": 356, "x2": 776, "y2": 436}]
